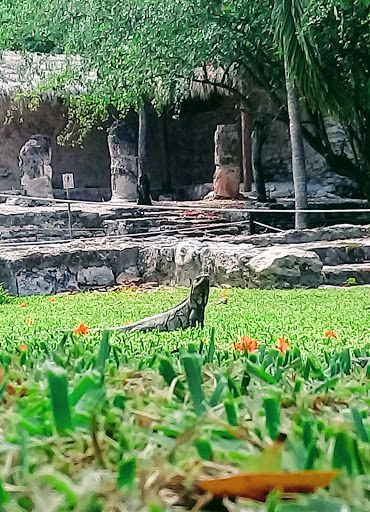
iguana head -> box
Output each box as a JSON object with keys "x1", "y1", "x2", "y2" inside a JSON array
[{"x1": 190, "y1": 275, "x2": 210, "y2": 307}]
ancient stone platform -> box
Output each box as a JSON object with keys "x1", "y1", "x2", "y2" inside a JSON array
[{"x1": 1, "y1": 222, "x2": 369, "y2": 295}]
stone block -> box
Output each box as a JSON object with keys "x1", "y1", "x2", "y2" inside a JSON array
[
  {"x1": 247, "y1": 247, "x2": 323, "y2": 288},
  {"x1": 77, "y1": 266, "x2": 115, "y2": 286},
  {"x1": 213, "y1": 166, "x2": 240, "y2": 198}
]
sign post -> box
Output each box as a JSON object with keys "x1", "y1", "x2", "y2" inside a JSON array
[{"x1": 62, "y1": 173, "x2": 75, "y2": 239}]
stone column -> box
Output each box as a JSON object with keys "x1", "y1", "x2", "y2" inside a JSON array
[
  {"x1": 213, "y1": 124, "x2": 241, "y2": 198},
  {"x1": 19, "y1": 134, "x2": 53, "y2": 198},
  {"x1": 108, "y1": 120, "x2": 138, "y2": 202}
]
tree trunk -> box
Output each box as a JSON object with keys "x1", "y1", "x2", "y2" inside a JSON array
[
  {"x1": 158, "y1": 114, "x2": 172, "y2": 193},
  {"x1": 137, "y1": 105, "x2": 152, "y2": 205},
  {"x1": 285, "y1": 61, "x2": 308, "y2": 229},
  {"x1": 138, "y1": 105, "x2": 149, "y2": 180},
  {"x1": 251, "y1": 119, "x2": 267, "y2": 202},
  {"x1": 240, "y1": 103, "x2": 252, "y2": 192}
]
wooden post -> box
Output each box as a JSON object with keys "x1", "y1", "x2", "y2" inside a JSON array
[{"x1": 240, "y1": 102, "x2": 252, "y2": 192}]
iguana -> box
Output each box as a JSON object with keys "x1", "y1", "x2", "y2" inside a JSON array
[{"x1": 91, "y1": 274, "x2": 210, "y2": 334}]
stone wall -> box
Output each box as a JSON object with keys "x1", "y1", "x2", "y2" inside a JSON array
[
  {"x1": 1, "y1": 224, "x2": 369, "y2": 295},
  {"x1": 0, "y1": 99, "x2": 111, "y2": 195},
  {"x1": 0, "y1": 94, "x2": 361, "y2": 201}
]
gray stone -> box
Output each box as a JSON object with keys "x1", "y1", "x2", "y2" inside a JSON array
[
  {"x1": 19, "y1": 135, "x2": 53, "y2": 198},
  {"x1": 108, "y1": 120, "x2": 138, "y2": 202},
  {"x1": 213, "y1": 124, "x2": 241, "y2": 199},
  {"x1": 77, "y1": 266, "x2": 115, "y2": 286},
  {"x1": 247, "y1": 247, "x2": 323, "y2": 288},
  {"x1": 116, "y1": 271, "x2": 140, "y2": 285},
  {"x1": 16, "y1": 271, "x2": 55, "y2": 295}
]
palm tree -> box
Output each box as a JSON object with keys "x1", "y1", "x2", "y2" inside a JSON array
[{"x1": 273, "y1": 0, "x2": 312, "y2": 228}]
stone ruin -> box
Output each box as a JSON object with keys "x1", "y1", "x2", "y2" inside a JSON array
[
  {"x1": 213, "y1": 124, "x2": 241, "y2": 199},
  {"x1": 108, "y1": 120, "x2": 138, "y2": 202},
  {"x1": 19, "y1": 134, "x2": 53, "y2": 198}
]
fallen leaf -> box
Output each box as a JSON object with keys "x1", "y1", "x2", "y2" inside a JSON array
[{"x1": 197, "y1": 470, "x2": 338, "y2": 501}]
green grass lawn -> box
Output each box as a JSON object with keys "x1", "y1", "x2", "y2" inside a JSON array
[
  {"x1": 1, "y1": 286, "x2": 369, "y2": 354},
  {"x1": 0, "y1": 286, "x2": 368, "y2": 512}
]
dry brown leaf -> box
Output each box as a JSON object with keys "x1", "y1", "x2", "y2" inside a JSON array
[{"x1": 197, "y1": 470, "x2": 339, "y2": 502}]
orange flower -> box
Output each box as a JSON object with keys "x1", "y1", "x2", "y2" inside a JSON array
[
  {"x1": 73, "y1": 323, "x2": 89, "y2": 335},
  {"x1": 26, "y1": 318, "x2": 34, "y2": 326},
  {"x1": 325, "y1": 330, "x2": 338, "y2": 339},
  {"x1": 19, "y1": 343, "x2": 28, "y2": 352},
  {"x1": 19, "y1": 303, "x2": 27, "y2": 308},
  {"x1": 277, "y1": 336, "x2": 290, "y2": 354},
  {"x1": 221, "y1": 290, "x2": 228, "y2": 297},
  {"x1": 235, "y1": 335, "x2": 259, "y2": 353},
  {"x1": 126, "y1": 321, "x2": 132, "y2": 326},
  {"x1": 50, "y1": 297, "x2": 56, "y2": 303}
]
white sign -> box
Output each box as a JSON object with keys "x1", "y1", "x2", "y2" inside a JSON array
[{"x1": 62, "y1": 173, "x2": 75, "y2": 190}]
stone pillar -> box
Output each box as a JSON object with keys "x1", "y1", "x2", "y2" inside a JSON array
[
  {"x1": 19, "y1": 134, "x2": 53, "y2": 198},
  {"x1": 108, "y1": 120, "x2": 138, "y2": 202},
  {"x1": 213, "y1": 124, "x2": 241, "y2": 198}
]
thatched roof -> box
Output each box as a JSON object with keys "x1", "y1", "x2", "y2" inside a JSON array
[
  {"x1": 190, "y1": 64, "x2": 274, "y2": 115},
  {"x1": 0, "y1": 51, "x2": 273, "y2": 117},
  {"x1": 0, "y1": 51, "x2": 93, "y2": 99}
]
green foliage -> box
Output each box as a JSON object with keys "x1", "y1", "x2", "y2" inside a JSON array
[
  {"x1": 0, "y1": 284, "x2": 11, "y2": 305},
  {"x1": 0, "y1": 287, "x2": 367, "y2": 509}
]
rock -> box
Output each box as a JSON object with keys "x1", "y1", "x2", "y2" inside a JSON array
[
  {"x1": 19, "y1": 135, "x2": 53, "y2": 198},
  {"x1": 247, "y1": 247, "x2": 323, "y2": 288},
  {"x1": 213, "y1": 124, "x2": 241, "y2": 199},
  {"x1": 214, "y1": 125, "x2": 241, "y2": 167},
  {"x1": 204, "y1": 191, "x2": 215, "y2": 200},
  {"x1": 159, "y1": 194, "x2": 175, "y2": 201},
  {"x1": 77, "y1": 266, "x2": 115, "y2": 286},
  {"x1": 16, "y1": 271, "x2": 55, "y2": 295},
  {"x1": 213, "y1": 166, "x2": 241, "y2": 198},
  {"x1": 116, "y1": 271, "x2": 141, "y2": 285}
]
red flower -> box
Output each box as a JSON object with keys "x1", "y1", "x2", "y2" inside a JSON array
[
  {"x1": 235, "y1": 335, "x2": 259, "y2": 353},
  {"x1": 19, "y1": 343, "x2": 28, "y2": 352},
  {"x1": 73, "y1": 323, "x2": 89, "y2": 335},
  {"x1": 26, "y1": 318, "x2": 34, "y2": 326},
  {"x1": 325, "y1": 330, "x2": 338, "y2": 339},
  {"x1": 19, "y1": 303, "x2": 27, "y2": 308},
  {"x1": 277, "y1": 336, "x2": 290, "y2": 354}
]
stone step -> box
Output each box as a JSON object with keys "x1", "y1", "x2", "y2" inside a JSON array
[
  {"x1": 298, "y1": 239, "x2": 370, "y2": 266},
  {"x1": 322, "y1": 263, "x2": 370, "y2": 286}
]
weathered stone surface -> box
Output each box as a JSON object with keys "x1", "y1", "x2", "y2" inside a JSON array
[
  {"x1": 0, "y1": 216, "x2": 369, "y2": 295},
  {"x1": 322, "y1": 263, "x2": 370, "y2": 286},
  {"x1": 247, "y1": 247, "x2": 323, "y2": 288},
  {"x1": 77, "y1": 266, "x2": 115, "y2": 286},
  {"x1": 116, "y1": 271, "x2": 140, "y2": 285},
  {"x1": 108, "y1": 121, "x2": 138, "y2": 202},
  {"x1": 19, "y1": 135, "x2": 53, "y2": 198},
  {"x1": 213, "y1": 124, "x2": 241, "y2": 199},
  {"x1": 213, "y1": 166, "x2": 241, "y2": 198}
]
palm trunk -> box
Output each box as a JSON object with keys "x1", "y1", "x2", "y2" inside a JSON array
[{"x1": 285, "y1": 60, "x2": 308, "y2": 229}]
